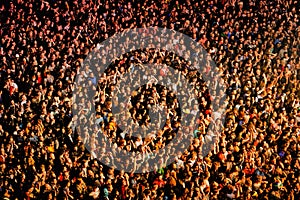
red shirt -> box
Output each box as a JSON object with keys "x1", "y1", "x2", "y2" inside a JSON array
[{"x1": 153, "y1": 178, "x2": 165, "y2": 187}]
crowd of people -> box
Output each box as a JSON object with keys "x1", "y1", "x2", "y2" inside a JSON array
[{"x1": 1, "y1": 0, "x2": 300, "y2": 199}]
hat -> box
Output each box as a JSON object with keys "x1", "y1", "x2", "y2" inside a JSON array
[
  {"x1": 103, "y1": 188, "x2": 109, "y2": 197},
  {"x1": 205, "y1": 109, "x2": 211, "y2": 115},
  {"x1": 183, "y1": 109, "x2": 190, "y2": 114},
  {"x1": 252, "y1": 191, "x2": 258, "y2": 197}
]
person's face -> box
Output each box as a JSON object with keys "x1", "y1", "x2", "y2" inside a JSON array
[{"x1": 222, "y1": 147, "x2": 226, "y2": 153}]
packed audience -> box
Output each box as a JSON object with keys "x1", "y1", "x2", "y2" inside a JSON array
[{"x1": 1, "y1": 0, "x2": 300, "y2": 199}]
